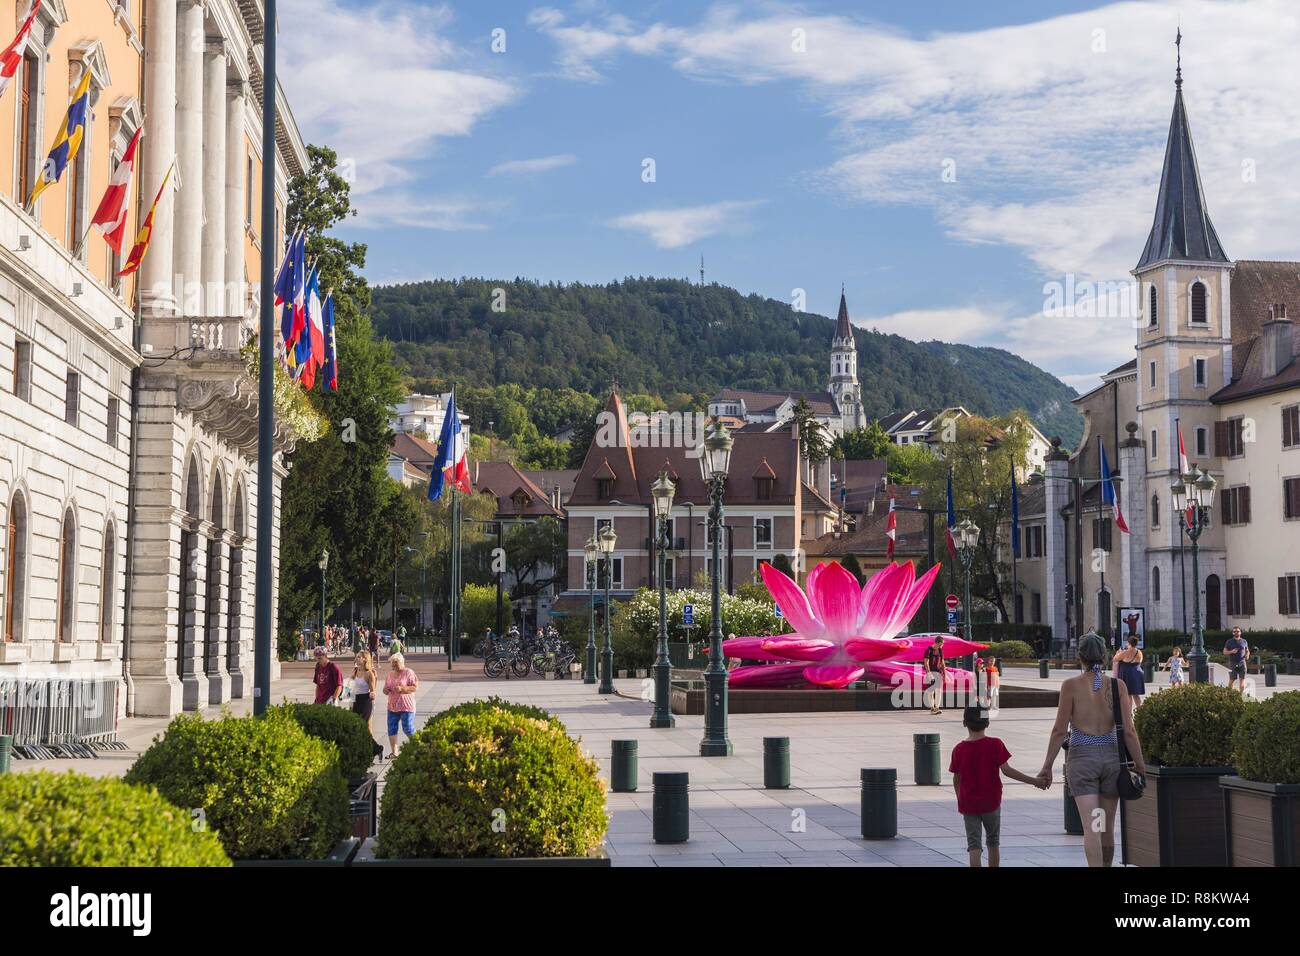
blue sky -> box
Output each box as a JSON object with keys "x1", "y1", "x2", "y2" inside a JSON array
[{"x1": 278, "y1": 1, "x2": 1300, "y2": 391}]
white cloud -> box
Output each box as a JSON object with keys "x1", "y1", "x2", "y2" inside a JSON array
[
  {"x1": 350, "y1": 194, "x2": 499, "y2": 232},
  {"x1": 610, "y1": 200, "x2": 764, "y2": 248},
  {"x1": 279, "y1": 0, "x2": 518, "y2": 222},
  {"x1": 487, "y1": 154, "x2": 578, "y2": 176}
]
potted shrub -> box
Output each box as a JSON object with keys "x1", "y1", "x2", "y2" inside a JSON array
[
  {"x1": 125, "y1": 708, "x2": 352, "y2": 864},
  {"x1": 286, "y1": 703, "x2": 380, "y2": 837},
  {"x1": 1221, "y1": 691, "x2": 1300, "y2": 866},
  {"x1": 366, "y1": 706, "x2": 609, "y2": 865},
  {"x1": 0, "y1": 770, "x2": 230, "y2": 866},
  {"x1": 1125, "y1": 684, "x2": 1245, "y2": 866},
  {"x1": 425, "y1": 696, "x2": 564, "y2": 730}
]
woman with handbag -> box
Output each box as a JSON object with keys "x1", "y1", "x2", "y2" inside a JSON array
[{"x1": 1037, "y1": 633, "x2": 1146, "y2": 867}]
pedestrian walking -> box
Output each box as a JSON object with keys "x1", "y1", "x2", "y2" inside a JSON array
[
  {"x1": 950, "y1": 706, "x2": 1046, "y2": 867},
  {"x1": 1223, "y1": 627, "x2": 1249, "y2": 692},
  {"x1": 383, "y1": 653, "x2": 419, "y2": 758},
  {"x1": 924, "y1": 636, "x2": 947, "y2": 714},
  {"x1": 351, "y1": 650, "x2": 384, "y2": 762},
  {"x1": 313, "y1": 647, "x2": 343, "y2": 705},
  {"x1": 1161, "y1": 646, "x2": 1187, "y2": 686},
  {"x1": 1113, "y1": 636, "x2": 1146, "y2": 711}
]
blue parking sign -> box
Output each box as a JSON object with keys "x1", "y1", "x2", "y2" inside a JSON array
[
  {"x1": 774, "y1": 604, "x2": 783, "y2": 619},
  {"x1": 683, "y1": 604, "x2": 695, "y2": 626}
]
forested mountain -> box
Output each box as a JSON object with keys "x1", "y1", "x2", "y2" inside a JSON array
[{"x1": 370, "y1": 277, "x2": 1083, "y2": 446}]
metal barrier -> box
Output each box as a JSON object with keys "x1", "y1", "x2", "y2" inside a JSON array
[{"x1": 0, "y1": 677, "x2": 126, "y2": 760}]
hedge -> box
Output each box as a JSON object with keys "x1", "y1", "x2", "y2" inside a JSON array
[
  {"x1": 1232, "y1": 691, "x2": 1300, "y2": 785},
  {"x1": 125, "y1": 709, "x2": 349, "y2": 860},
  {"x1": 286, "y1": 703, "x2": 376, "y2": 782},
  {"x1": 1134, "y1": 683, "x2": 1246, "y2": 767},
  {"x1": 983, "y1": 640, "x2": 1035, "y2": 661},
  {"x1": 427, "y1": 696, "x2": 563, "y2": 730},
  {"x1": 377, "y1": 708, "x2": 606, "y2": 859},
  {"x1": 0, "y1": 771, "x2": 231, "y2": 866}
]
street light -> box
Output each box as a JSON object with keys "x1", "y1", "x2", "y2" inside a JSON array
[
  {"x1": 699, "y1": 420, "x2": 734, "y2": 756},
  {"x1": 584, "y1": 535, "x2": 598, "y2": 685},
  {"x1": 1174, "y1": 467, "x2": 1216, "y2": 683},
  {"x1": 650, "y1": 471, "x2": 677, "y2": 728},
  {"x1": 598, "y1": 523, "x2": 617, "y2": 693},
  {"x1": 318, "y1": 549, "x2": 329, "y2": 649},
  {"x1": 954, "y1": 518, "x2": 980, "y2": 701}
]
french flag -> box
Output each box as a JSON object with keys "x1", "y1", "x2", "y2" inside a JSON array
[
  {"x1": 1099, "y1": 439, "x2": 1130, "y2": 534},
  {"x1": 428, "y1": 391, "x2": 471, "y2": 501},
  {"x1": 90, "y1": 125, "x2": 143, "y2": 252}
]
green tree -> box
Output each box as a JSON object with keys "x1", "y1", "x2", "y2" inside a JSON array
[
  {"x1": 841, "y1": 553, "x2": 867, "y2": 586},
  {"x1": 887, "y1": 442, "x2": 932, "y2": 484},
  {"x1": 833, "y1": 420, "x2": 892, "y2": 460},
  {"x1": 504, "y1": 517, "x2": 566, "y2": 604},
  {"x1": 791, "y1": 398, "x2": 830, "y2": 463}
]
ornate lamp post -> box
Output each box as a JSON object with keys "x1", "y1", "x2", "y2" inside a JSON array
[
  {"x1": 650, "y1": 471, "x2": 677, "y2": 728},
  {"x1": 700, "y1": 421, "x2": 734, "y2": 756},
  {"x1": 598, "y1": 523, "x2": 617, "y2": 693},
  {"x1": 318, "y1": 549, "x2": 329, "y2": 646},
  {"x1": 584, "y1": 535, "x2": 598, "y2": 684},
  {"x1": 1173, "y1": 468, "x2": 1216, "y2": 683},
  {"x1": 955, "y1": 518, "x2": 980, "y2": 700}
]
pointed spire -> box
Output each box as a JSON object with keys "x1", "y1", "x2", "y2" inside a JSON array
[
  {"x1": 835, "y1": 289, "x2": 853, "y2": 341},
  {"x1": 1175, "y1": 27, "x2": 1182, "y2": 90},
  {"x1": 1135, "y1": 35, "x2": 1229, "y2": 270}
]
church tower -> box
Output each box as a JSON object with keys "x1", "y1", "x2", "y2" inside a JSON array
[
  {"x1": 829, "y1": 290, "x2": 867, "y2": 432},
  {"x1": 1133, "y1": 33, "x2": 1230, "y2": 629}
]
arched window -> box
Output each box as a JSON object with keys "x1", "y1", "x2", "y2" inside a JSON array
[
  {"x1": 179, "y1": 455, "x2": 202, "y2": 676},
  {"x1": 204, "y1": 478, "x2": 225, "y2": 677},
  {"x1": 1151, "y1": 493, "x2": 1160, "y2": 528},
  {"x1": 100, "y1": 522, "x2": 116, "y2": 643},
  {"x1": 1191, "y1": 281, "x2": 1208, "y2": 325},
  {"x1": 4, "y1": 493, "x2": 28, "y2": 642},
  {"x1": 57, "y1": 509, "x2": 77, "y2": 643},
  {"x1": 1152, "y1": 566, "x2": 1161, "y2": 602},
  {"x1": 1148, "y1": 285, "x2": 1158, "y2": 328}
]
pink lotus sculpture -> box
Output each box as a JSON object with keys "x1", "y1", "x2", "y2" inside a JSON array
[{"x1": 724, "y1": 560, "x2": 987, "y2": 690}]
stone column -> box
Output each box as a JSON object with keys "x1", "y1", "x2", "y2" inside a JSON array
[
  {"x1": 178, "y1": 524, "x2": 207, "y2": 712},
  {"x1": 173, "y1": 0, "x2": 206, "y2": 314},
  {"x1": 201, "y1": 37, "x2": 228, "y2": 316},
  {"x1": 205, "y1": 535, "x2": 231, "y2": 704},
  {"x1": 1043, "y1": 440, "x2": 1070, "y2": 652},
  {"x1": 225, "y1": 80, "x2": 249, "y2": 318},
  {"x1": 140, "y1": 0, "x2": 178, "y2": 316},
  {"x1": 225, "y1": 535, "x2": 246, "y2": 698}
]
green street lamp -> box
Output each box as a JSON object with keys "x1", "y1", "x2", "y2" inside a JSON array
[
  {"x1": 650, "y1": 471, "x2": 677, "y2": 728},
  {"x1": 1173, "y1": 467, "x2": 1216, "y2": 684},
  {"x1": 954, "y1": 518, "x2": 980, "y2": 701},
  {"x1": 318, "y1": 549, "x2": 329, "y2": 647},
  {"x1": 584, "y1": 535, "x2": 598, "y2": 684},
  {"x1": 699, "y1": 421, "x2": 734, "y2": 756},
  {"x1": 598, "y1": 523, "x2": 617, "y2": 693}
]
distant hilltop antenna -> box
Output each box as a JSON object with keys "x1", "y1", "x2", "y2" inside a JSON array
[{"x1": 700, "y1": 255, "x2": 705, "y2": 286}]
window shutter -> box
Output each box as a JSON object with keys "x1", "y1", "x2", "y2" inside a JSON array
[
  {"x1": 1244, "y1": 578, "x2": 1256, "y2": 616},
  {"x1": 1215, "y1": 421, "x2": 1229, "y2": 458},
  {"x1": 1282, "y1": 577, "x2": 1292, "y2": 616},
  {"x1": 1242, "y1": 486, "x2": 1251, "y2": 524}
]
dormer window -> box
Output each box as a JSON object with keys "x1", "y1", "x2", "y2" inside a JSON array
[
  {"x1": 1190, "y1": 281, "x2": 1208, "y2": 325},
  {"x1": 597, "y1": 478, "x2": 612, "y2": 500},
  {"x1": 756, "y1": 478, "x2": 773, "y2": 501}
]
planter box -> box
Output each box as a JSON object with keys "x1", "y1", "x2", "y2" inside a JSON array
[
  {"x1": 349, "y1": 773, "x2": 378, "y2": 839},
  {"x1": 350, "y1": 837, "x2": 611, "y2": 867},
  {"x1": 1221, "y1": 776, "x2": 1300, "y2": 867},
  {"x1": 1121, "y1": 765, "x2": 1233, "y2": 867},
  {"x1": 232, "y1": 837, "x2": 361, "y2": 868}
]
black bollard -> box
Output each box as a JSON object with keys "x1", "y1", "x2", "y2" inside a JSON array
[
  {"x1": 1063, "y1": 781, "x2": 1083, "y2": 835},
  {"x1": 860, "y1": 768, "x2": 897, "y2": 839},
  {"x1": 1265, "y1": 663, "x2": 1277, "y2": 687},
  {"x1": 913, "y1": 733, "x2": 941, "y2": 785},
  {"x1": 0, "y1": 734, "x2": 10, "y2": 775},
  {"x1": 1039, "y1": 659, "x2": 1050, "y2": 678},
  {"x1": 1141, "y1": 659, "x2": 1155, "y2": 683},
  {"x1": 763, "y1": 737, "x2": 791, "y2": 789},
  {"x1": 611, "y1": 739, "x2": 638, "y2": 793},
  {"x1": 652, "y1": 772, "x2": 690, "y2": 844}
]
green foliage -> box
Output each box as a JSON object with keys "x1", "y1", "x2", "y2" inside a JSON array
[
  {"x1": 376, "y1": 709, "x2": 607, "y2": 859},
  {"x1": 503, "y1": 517, "x2": 566, "y2": 603},
  {"x1": 771, "y1": 552, "x2": 795, "y2": 578},
  {"x1": 984, "y1": 640, "x2": 1035, "y2": 661},
  {"x1": 0, "y1": 771, "x2": 230, "y2": 866},
  {"x1": 833, "y1": 420, "x2": 892, "y2": 460},
  {"x1": 1232, "y1": 692, "x2": 1300, "y2": 784},
  {"x1": 791, "y1": 397, "x2": 831, "y2": 463},
  {"x1": 611, "y1": 587, "x2": 783, "y2": 666},
  {"x1": 429, "y1": 696, "x2": 563, "y2": 729},
  {"x1": 841, "y1": 553, "x2": 867, "y2": 587},
  {"x1": 125, "y1": 709, "x2": 349, "y2": 860},
  {"x1": 886, "y1": 442, "x2": 933, "y2": 484},
  {"x1": 459, "y1": 582, "x2": 501, "y2": 639},
  {"x1": 370, "y1": 278, "x2": 1083, "y2": 447},
  {"x1": 1134, "y1": 684, "x2": 1247, "y2": 768},
  {"x1": 286, "y1": 703, "x2": 375, "y2": 782}
]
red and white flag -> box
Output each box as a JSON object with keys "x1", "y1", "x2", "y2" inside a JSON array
[
  {"x1": 0, "y1": 1, "x2": 40, "y2": 101},
  {"x1": 885, "y1": 494, "x2": 897, "y2": 560},
  {"x1": 90, "y1": 126, "x2": 143, "y2": 252},
  {"x1": 1176, "y1": 419, "x2": 1194, "y2": 528}
]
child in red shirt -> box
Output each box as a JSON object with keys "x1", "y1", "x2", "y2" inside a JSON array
[{"x1": 949, "y1": 706, "x2": 1046, "y2": 867}]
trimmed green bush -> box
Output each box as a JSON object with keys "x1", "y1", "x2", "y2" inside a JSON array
[
  {"x1": 985, "y1": 640, "x2": 1035, "y2": 661},
  {"x1": 1232, "y1": 691, "x2": 1300, "y2": 785},
  {"x1": 428, "y1": 696, "x2": 562, "y2": 729},
  {"x1": 286, "y1": 703, "x2": 375, "y2": 782},
  {"x1": 125, "y1": 709, "x2": 349, "y2": 860},
  {"x1": 378, "y1": 708, "x2": 606, "y2": 859},
  {"x1": 0, "y1": 771, "x2": 230, "y2": 866},
  {"x1": 1134, "y1": 684, "x2": 1246, "y2": 767}
]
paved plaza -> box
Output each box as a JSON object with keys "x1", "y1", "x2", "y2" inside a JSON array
[{"x1": 20, "y1": 658, "x2": 1299, "y2": 867}]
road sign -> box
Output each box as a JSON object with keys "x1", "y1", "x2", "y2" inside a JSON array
[
  {"x1": 946, "y1": 594, "x2": 960, "y2": 611},
  {"x1": 946, "y1": 610, "x2": 959, "y2": 625},
  {"x1": 683, "y1": 604, "x2": 695, "y2": 626},
  {"x1": 774, "y1": 604, "x2": 783, "y2": 619}
]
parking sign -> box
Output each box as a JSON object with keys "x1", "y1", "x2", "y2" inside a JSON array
[{"x1": 683, "y1": 604, "x2": 695, "y2": 626}]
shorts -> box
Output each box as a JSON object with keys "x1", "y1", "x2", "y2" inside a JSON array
[
  {"x1": 1064, "y1": 743, "x2": 1120, "y2": 797},
  {"x1": 962, "y1": 809, "x2": 1001, "y2": 851},
  {"x1": 1229, "y1": 663, "x2": 1246, "y2": 679},
  {"x1": 387, "y1": 710, "x2": 415, "y2": 737}
]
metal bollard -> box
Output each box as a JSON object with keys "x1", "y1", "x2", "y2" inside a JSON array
[
  {"x1": 860, "y1": 768, "x2": 897, "y2": 839},
  {"x1": 1265, "y1": 664, "x2": 1278, "y2": 687},
  {"x1": 1141, "y1": 659, "x2": 1155, "y2": 683},
  {"x1": 652, "y1": 772, "x2": 690, "y2": 844},
  {"x1": 763, "y1": 736, "x2": 791, "y2": 789},
  {"x1": 611, "y1": 739, "x2": 638, "y2": 793},
  {"x1": 1063, "y1": 781, "x2": 1083, "y2": 835},
  {"x1": 1039, "y1": 659, "x2": 1050, "y2": 679},
  {"x1": 913, "y1": 733, "x2": 941, "y2": 785},
  {"x1": 0, "y1": 734, "x2": 10, "y2": 774}
]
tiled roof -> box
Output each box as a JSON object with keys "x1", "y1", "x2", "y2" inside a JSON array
[
  {"x1": 472, "y1": 461, "x2": 563, "y2": 518},
  {"x1": 1212, "y1": 318, "x2": 1300, "y2": 404},
  {"x1": 711, "y1": 387, "x2": 838, "y2": 416},
  {"x1": 1227, "y1": 261, "x2": 1300, "y2": 377},
  {"x1": 807, "y1": 508, "x2": 929, "y2": 558}
]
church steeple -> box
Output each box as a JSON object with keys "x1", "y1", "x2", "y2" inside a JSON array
[
  {"x1": 829, "y1": 288, "x2": 865, "y2": 432},
  {"x1": 834, "y1": 288, "x2": 853, "y2": 342},
  {"x1": 1136, "y1": 33, "x2": 1229, "y2": 270}
]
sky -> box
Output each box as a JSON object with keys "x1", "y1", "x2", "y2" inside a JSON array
[{"x1": 277, "y1": 0, "x2": 1300, "y2": 393}]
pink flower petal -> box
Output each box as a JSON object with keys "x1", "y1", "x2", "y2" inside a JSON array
[
  {"x1": 760, "y1": 637, "x2": 835, "y2": 662},
  {"x1": 844, "y1": 636, "x2": 912, "y2": 662},
  {"x1": 889, "y1": 634, "x2": 989, "y2": 663},
  {"x1": 860, "y1": 561, "x2": 913, "y2": 640},
  {"x1": 802, "y1": 663, "x2": 865, "y2": 688},
  {"x1": 759, "y1": 562, "x2": 822, "y2": 639},
  {"x1": 883, "y1": 561, "x2": 943, "y2": 637},
  {"x1": 722, "y1": 637, "x2": 791, "y2": 663},
  {"x1": 728, "y1": 663, "x2": 811, "y2": 688},
  {"x1": 807, "y1": 561, "x2": 862, "y2": 637}
]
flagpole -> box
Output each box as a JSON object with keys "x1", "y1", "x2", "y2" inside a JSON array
[
  {"x1": 252, "y1": 0, "x2": 278, "y2": 716},
  {"x1": 1097, "y1": 437, "x2": 1108, "y2": 643},
  {"x1": 447, "y1": 382, "x2": 460, "y2": 671}
]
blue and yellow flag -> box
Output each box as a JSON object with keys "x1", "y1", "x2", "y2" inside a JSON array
[{"x1": 29, "y1": 68, "x2": 91, "y2": 207}]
